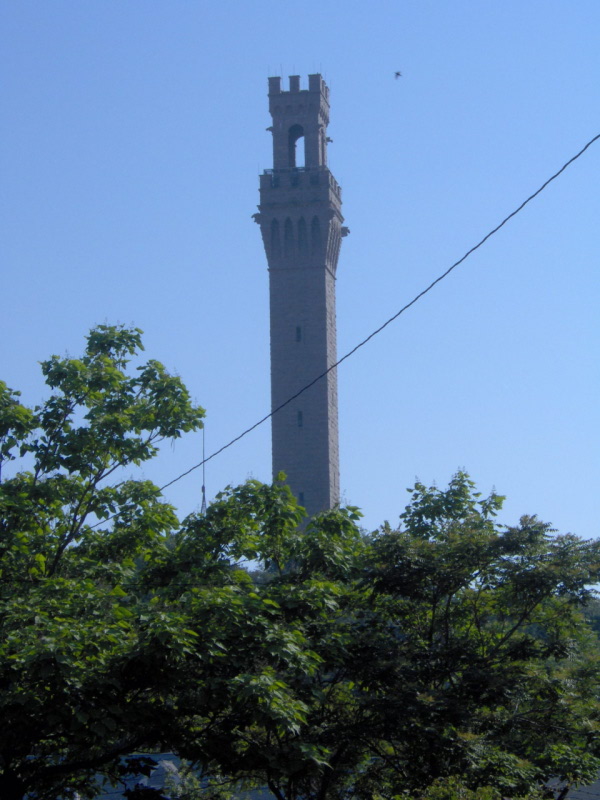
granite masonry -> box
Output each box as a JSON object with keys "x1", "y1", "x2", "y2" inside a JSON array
[{"x1": 256, "y1": 74, "x2": 347, "y2": 519}]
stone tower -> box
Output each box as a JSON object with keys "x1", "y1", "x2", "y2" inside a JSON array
[{"x1": 256, "y1": 74, "x2": 346, "y2": 518}]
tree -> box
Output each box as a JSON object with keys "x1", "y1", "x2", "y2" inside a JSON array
[
  {"x1": 0, "y1": 328, "x2": 318, "y2": 800},
  {"x1": 185, "y1": 474, "x2": 600, "y2": 800},
  {"x1": 352, "y1": 473, "x2": 600, "y2": 799},
  {"x1": 0, "y1": 325, "x2": 205, "y2": 799}
]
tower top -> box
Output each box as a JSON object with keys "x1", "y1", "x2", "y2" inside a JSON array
[
  {"x1": 266, "y1": 74, "x2": 331, "y2": 170},
  {"x1": 268, "y1": 73, "x2": 329, "y2": 102}
]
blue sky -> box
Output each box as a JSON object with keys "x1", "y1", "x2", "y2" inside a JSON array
[{"x1": 2, "y1": 0, "x2": 599, "y2": 537}]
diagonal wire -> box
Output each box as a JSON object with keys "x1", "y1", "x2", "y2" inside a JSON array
[
  {"x1": 79, "y1": 130, "x2": 599, "y2": 533},
  {"x1": 158, "y1": 132, "x2": 600, "y2": 493}
]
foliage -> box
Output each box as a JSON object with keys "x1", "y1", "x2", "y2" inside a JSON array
[
  {"x1": 187, "y1": 474, "x2": 600, "y2": 800},
  {"x1": 2, "y1": 327, "x2": 600, "y2": 800},
  {"x1": 0, "y1": 326, "x2": 356, "y2": 800},
  {"x1": 352, "y1": 474, "x2": 600, "y2": 798},
  {"x1": 0, "y1": 326, "x2": 208, "y2": 800}
]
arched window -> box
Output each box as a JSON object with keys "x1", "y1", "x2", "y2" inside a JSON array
[
  {"x1": 284, "y1": 218, "x2": 294, "y2": 259},
  {"x1": 270, "y1": 219, "x2": 281, "y2": 261},
  {"x1": 288, "y1": 124, "x2": 305, "y2": 168},
  {"x1": 298, "y1": 217, "x2": 308, "y2": 256},
  {"x1": 311, "y1": 216, "x2": 321, "y2": 256}
]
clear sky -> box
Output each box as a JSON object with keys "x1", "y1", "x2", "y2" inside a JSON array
[{"x1": 2, "y1": 0, "x2": 599, "y2": 538}]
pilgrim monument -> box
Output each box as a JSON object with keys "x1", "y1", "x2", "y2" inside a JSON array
[{"x1": 256, "y1": 74, "x2": 346, "y2": 518}]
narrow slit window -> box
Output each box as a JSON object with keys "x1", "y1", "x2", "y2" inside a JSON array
[
  {"x1": 295, "y1": 325, "x2": 302, "y2": 342},
  {"x1": 297, "y1": 410, "x2": 303, "y2": 428},
  {"x1": 298, "y1": 492, "x2": 305, "y2": 506}
]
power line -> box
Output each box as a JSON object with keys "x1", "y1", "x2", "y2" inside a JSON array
[
  {"x1": 58, "y1": 130, "x2": 599, "y2": 533},
  {"x1": 157, "y1": 132, "x2": 600, "y2": 495}
]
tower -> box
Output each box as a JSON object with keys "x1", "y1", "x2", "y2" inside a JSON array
[{"x1": 256, "y1": 74, "x2": 346, "y2": 518}]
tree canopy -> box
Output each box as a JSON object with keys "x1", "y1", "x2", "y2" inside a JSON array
[
  {"x1": 2, "y1": 326, "x2": 600, "y2": 800},
  {"x1": 0, "y1": 325, "x2": 204, "y2": 799},
  {"x1": 178, "y1": 476, "x2": 600, "y2": 800}
]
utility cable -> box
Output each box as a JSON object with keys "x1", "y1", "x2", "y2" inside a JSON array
[
  {"x1": 50, "y1": 130, "x2": 599, "y2": 533},
  {"x1": 158, "y1": 132, "x2": 600, "y2": 494}
]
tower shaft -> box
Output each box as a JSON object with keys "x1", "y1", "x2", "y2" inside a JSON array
[{"x1": 256, "y1": 74, "x2": 345, "y2": 517}]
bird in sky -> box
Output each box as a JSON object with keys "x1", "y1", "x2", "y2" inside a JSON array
[{"x1": 395, "y1": 71, "x2": 402, "y2": 78}]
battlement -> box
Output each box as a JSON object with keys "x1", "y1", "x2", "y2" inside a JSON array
[{"x1": 268, "y1": 74, "x2": 329, "y2": 101}]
